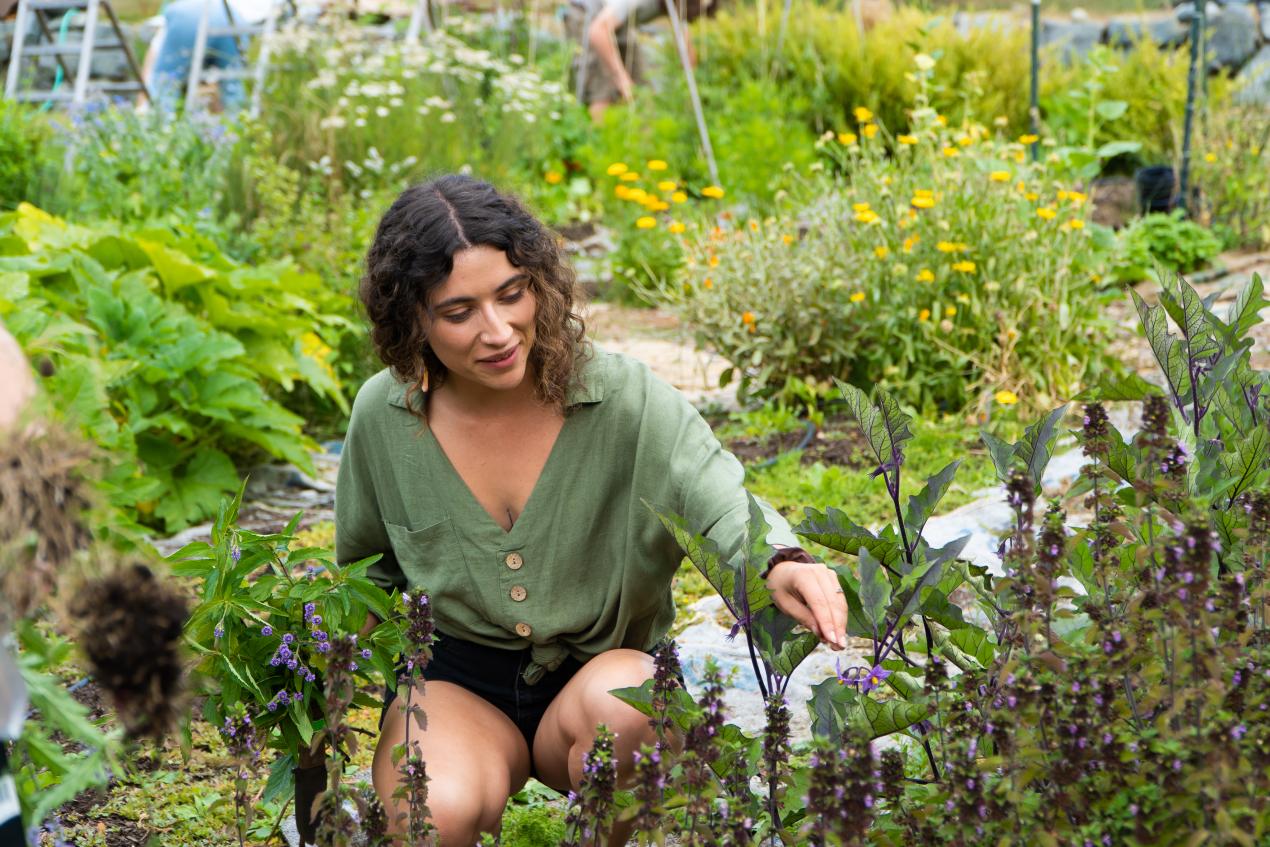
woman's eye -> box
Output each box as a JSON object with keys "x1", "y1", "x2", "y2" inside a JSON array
[
  {"x1": 501, "y1": 289, "x2": 526, "y2": 303},
  {"x1": 442, "y1": 311, "x2": 472, "y2": 323}
]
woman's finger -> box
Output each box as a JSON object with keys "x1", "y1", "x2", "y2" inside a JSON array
[
  {"x1": 794, "y1": 572, "x2": 841, "y2": 651},
  {"x1": 772, "y1": 583, "x2": 821, "y2": 640},
  {"x1": 818, "y1": 566, "x2": 848, "y2": 649}
]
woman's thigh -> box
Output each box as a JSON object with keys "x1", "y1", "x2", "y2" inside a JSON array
[
  {"x1": 531, "y1": 648, "x2": 658, "y2": 792},
  {"x1": 373, "y1": 679, "x2": 532, "y2": 838}
]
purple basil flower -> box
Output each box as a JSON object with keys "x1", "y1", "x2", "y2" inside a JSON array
[
  {"x1": 361, "y1": 648, "x2": 372, "y2": 659},
  {"x1": 310, "y1": 615, "x2": 322, "y2": 627},
  {"x1": 214, "y1": 624, "x2": 224, "y2": 639},
  {"x1": 261, "y1": 625, "x2": 273, "y2": 636},
  {"x1": 282, "y1": 633, "x2": 294, "y2": 645}
]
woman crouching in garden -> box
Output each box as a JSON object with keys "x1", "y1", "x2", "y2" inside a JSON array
[{"x1": 336, "y1": 174, "x2": 849, "y2": 844}]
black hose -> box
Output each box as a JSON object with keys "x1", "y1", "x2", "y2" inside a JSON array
[{"x1": 753, "y1": 420, "x2": 818, "y2": 470}]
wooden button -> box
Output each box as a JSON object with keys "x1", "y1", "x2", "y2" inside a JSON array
[
  {"x1": 515, "y1": 622, "x2": 532, "y2": 638},
  {"x1": 510, "y1": 585, "x2": 527, "y2": 602},
  {"x1": 505, "y1": 552, "x2": 524, "y2": 570}
]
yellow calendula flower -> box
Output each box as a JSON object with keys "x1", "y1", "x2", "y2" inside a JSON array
[
  {"x1": 671, "y1": 191, "x2": 688, "y2": 204},
  {"x1": 615, "y1": 185, "x2": 631, "y2": 199},
  {"x1": 649, "y1": 200, "x2": 670, "y2": 212},
  {"x1": 1204, "y1": 152, "x2": 1216, "y2": 163},
  {"x1": 620, "y1": 171, "x2": 640, "y2": 182},
  {"x1": 854, "y1": 106, "x2": 874, "y2": 123},
  {"x1": 782, "y1": 234, "x2": 795, "y2": 245},
  {"x1": 851, "y1": 291, "x2": 866, "y2": 303},
  {"x1": 1036, "y1": 207, "x2": 1057, "y2": 220},
  {"x1": 911, "y1": 196, "x2": 936, "y2": 209},
  {"x1": 1067, "y1": 191, "x2": 1087, "y2": 205},
  {"x1": 1025, "y1": 192, "x2": 1039, "y2": 202},
  {"x1": 709, "y1": 255, "x2": 720, "y2": 268},
  {"x1": 957, "y1": 135, "x2": 973, "y2": 147},
  {"x1": 914, "y1": 188, "x2": 934, "y2": 197},
  {"x1": 1057, "y1": 190, "x2": 1070, "y2": 201},
  {"x1": 952, "y1": 261, "x2": 976, "y2": 272},
  {"x1": 657, "y1": 180, "x2": 677, "y2": 192},
  {"x1": 702, "y1": 185, "x2": 726, "y2": 199},
  {"x1": 668, "y1": 221, "x2": 686, "y2": 234},
  {"x1": 995, "y1": 389, "x2": 1019, "y2": 405},
  {"x1": 1018, "y1": 134, "x2": 1039, "y2": 144},
  {"x1": 863, "y1": 123, "x2": 879, "y2": 139},
  {"x1": 935, "y1": 114, "x2": 948, "y2": 127},
  {"x1": 942, "y1": 146, "x2": 960, "y2": 158},
  {"x1": 636, "y1": 216, "x2": 657, "y2": 229},
  {"x1": 937, "y1": 241, "x2": 968, "y2": 253},
  {"x1": 748, "y1": 220, "x2": 760, "y2": 231},
  {"x1": 945, "y1": 306, "x2": 957, "y2": 317},
  {"x1": 855, "y1": 209, "x2": 880, "y2": 224},
  {"x1": 741, "y1": 311, "x2": 756, "y2": 325},
  {"x1": 1014, "y1": 151, "x2": 1027, "y2": 163},
  {"x1": 607, "y1": 162, "x2": 628, "y2": 176},
  {"x1": 648, "y1": 159, "x2": 668, "y2": 171},
  {"x1": 838, "y1": 132, "x2": 858, "y2": 145},
  {"x1": 1006, "y1": 328, "x2": 1018, "y2": 340},
  {"x1": 897, "y1": 134, "x2": 918, "y2": 145},
  {"x1": 1067, "y1": 218, "x2": 1085, "y2": 230},
  {"x1": 956, "y1": 293, "x2": 971, "y2": 303},
  {"x1": 852, "y1": 202, "x2": 872, "y2": 213},
  {"x1": 919, "y1": 308, "x2": 932, "y2": 321},
  {"x1": 874, "y1": 245, "x2": 889, "y2": 259},
  {"x1": 703, "y1": 277, "x2": 713, "y2": 289},
  {"x1": 903, "y1": 236, "x2": 919, "y2": 253},
  {"x1": 627, "y1": 188, "x2": 648, "y2": 202},
  {"x1": 545, "y1": 170, "x2": 563, "y2": 184},
  {"x1": 990, "y1": 171, "x2": 1011, "y2": 182},
  {"x1": 916, "y1": 269, "x2": 935, "y2": 282}
]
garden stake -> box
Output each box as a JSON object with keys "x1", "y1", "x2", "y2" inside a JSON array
[
  {"x1": 662, "y1": 0, "x2": 719, "y2": 184},
  {"x1": 773, "y1": 0, "x2": 792, "y2": 73},
  {"x1": 1029, "y1": 0, "x2": 1040, "y2": 162},
  {"x1": 1178, "y1": 2, "x2": 1205, "y2": 216}
]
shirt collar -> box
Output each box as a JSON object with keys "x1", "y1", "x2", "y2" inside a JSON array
[{"x1": 385, "y1": 344, "x2": 606, "y2": 410}]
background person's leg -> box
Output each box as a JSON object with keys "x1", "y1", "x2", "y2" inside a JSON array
[
  {"x1": 373, "y1": 679, "x2": 531, "y2": 845},
  {"x1": 150, "y1": 0, "x2": 206, "y2": 111}
]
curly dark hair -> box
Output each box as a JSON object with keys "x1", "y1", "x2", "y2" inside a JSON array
[{"x1": 360, "y1": 175, "x2": 586, "y2": 415}]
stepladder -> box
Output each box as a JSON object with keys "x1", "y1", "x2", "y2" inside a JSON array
[
  {"x1": 178, "y1": 0, "x2": 285, "y2": 117},
  {"x1": 4, "y1": 0, "x2": 150, "y2": 107}
]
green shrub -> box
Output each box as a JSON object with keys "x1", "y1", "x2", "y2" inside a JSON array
[
  {"x1": 0, "y1": 205, "x2": 354, "y2": 531},
  {"x1": 1112, "y1": 210, "x2": 1222, "y2": 282},
  {"x1": 646, "y1": 65, "x2": 1118, "y2": 412},
  {"x1": 1195, "y1": 103, "x2": 1270, "y2": 250},
  {"x1": 0, "y1": 101, "x2": 59, "y2": 211}
]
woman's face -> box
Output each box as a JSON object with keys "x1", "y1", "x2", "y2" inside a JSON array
[{"x1": 422, "y1": 246, "x2": 537, "y2": 395}]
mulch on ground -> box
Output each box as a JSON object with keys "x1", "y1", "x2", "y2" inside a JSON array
[{"x1": 726, "y1": 415, "x2": 870, "y2": 468}]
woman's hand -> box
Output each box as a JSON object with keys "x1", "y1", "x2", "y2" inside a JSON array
[{"x1": 765, "y1": 560, "x2": 848, "y2": 651}]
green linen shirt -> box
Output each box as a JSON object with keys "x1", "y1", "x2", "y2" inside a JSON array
[{"x1": 334, "y1": 345, "x2": 799, "y2": 683}]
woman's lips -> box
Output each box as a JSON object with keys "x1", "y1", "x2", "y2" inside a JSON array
[{"x1": 478, "y1": 345, "x2": 519, "y2": 369}]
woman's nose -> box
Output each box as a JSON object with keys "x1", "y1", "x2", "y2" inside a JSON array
[{"x1": 479, "y1": 303, "x2": 514, "y2": 345}]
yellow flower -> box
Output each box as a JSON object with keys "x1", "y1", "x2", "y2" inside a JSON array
[
  {"x1": 1025, "y1": 192, "x2": 1039, "y2": 202},
  {"x1": 914, "y1": 188, "x2": 934, "y2": 197},
  {"x1": 902, "y1": 236, "x2": 919, "y2": 253},
  {"x1": 919, "y1": 308, "x2": 931, "y2": 321},
  {"x1": 1056, "y1": 190, "x2": 1070, "y2": 201},
  {"x1": 636, "y1": 216, "x2": 657, "y2": 229},
  {"x1": 1014, "y1": 150, "x2": 1027, "y2": 163},
  {"x1": 935, "y1": 114, "x2": 948, "y2": 127},
  {"x1": 874, "y1": 245, "x2": 889, "y2": 259},
  {"x1": 748, "y1": 220, "x2": 760, "y2": 231},
  {"x1": 911, "y1": 196, "x2": 936, "y2": 209},
  {"x1": 943, "y1": 146, "x2": 960, "y2": 158},
  {"x1": 854, "y1": 106, "x2": 874, "y2": 123},
  {"x1": 956, "y1": 293, "x2": 971, "y2": 303},
  {"x1": 862, "y1": 123, "x2": 879, "y2": 139},
  {"x1": 1067, "y1": 191, "x2": 1087, "y2": 205},
  {"x1": 702, "y1": 185, "x2": 726, "y2": 199},
  {"x1": 957, "y1": 135, "x2": 973, "y2": 147},
  {"x1": 1067, "y1": 218, "x2": 1085, "y2": 230},
  {"x1": 620, "y1": 171, "x2": 640, "y2": 182},
  {"x1": 855, "y1": 209, "x2": 880, "y2": 224},
  {"x1": 606, "y1": 162, "x2": 628, "y2": 176},
  {"x1": 937, "y1": 241, "x2": 968, "y2": 253},
  {"x1": 668, "y1": 221, "x2": 686, "y2": 234},
  {"x1": 1018, "y1": 134, "x2": 1039, "y2": 144},
  {"x1": 615, "y1": 185, "x2": 631, "y2": 199},
  {"x1": 916, "y1": 269, "x2": 935, "y2": 282},
  {"x1": 897, "y1": 134, "x2": 918, "y2": 145},
  {"x1": 657, "y1": 180, "x2": 677, "y2": 192},
  {"x1": 852, "y1": 202, "x2": 872, "y2": 213},
  {"x1": 1204, "y1": 152, "x2": 1216, "y2": 163},
  {"x1": 952, "y1": 260, "x2": 976, "y2": 272},
  {"x1": 851, "y1": 291, "x2": 866, "y2": 303},
  {"x1": 741, "y1": 311, "x2": 756, "y2": 325},
  {"x1": 647, "y1": 159, "x2": 668, "y2": 171},
  {"x1": 838, "y1": 132, "x2": 858, "y2": 145},
  {"x1": 782, "y1": 234, "x2": 795, "y2": 245},
  {"x1": 990, "y1": 170, "x2": 1011, "y2": 182},
  {"x1": 945, "y1": 306, "x2": 957, "y2": 317},
  {"x1": 994, "y1": 389, "x2": 1019, "y2": 405},
  {"x1": 545, "y1": 170, "x2": 563, "y2": 184},
  {"x1": 914, "y1": 53, "x2": 935, "y2": 72},
  {"x1": 626, "y1": 188, "x2": 648, "y2": 202},
  {"x1": 709, "y1": 254, "x2": 720, "y2": 268},
  {"x1": 1006, "y1": 327, "x2": 1018, "y2": 340},
  {"x1": 649, "y1": 200, "x2": 670, "y2": 212},
  {"x1": 672, "y1": 191, "x2": 688, "y2": 204},
  {"x1": 1036, "y1": 207, "x2": 1057, "y2": 220}
]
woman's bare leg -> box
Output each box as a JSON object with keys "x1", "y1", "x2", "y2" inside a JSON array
[
  {"x1": 532, "y1": 649, "x2": 662, "y2": 845},
  {"x1": 373, "y1": 680, "x2": 531, "y2": 845}
]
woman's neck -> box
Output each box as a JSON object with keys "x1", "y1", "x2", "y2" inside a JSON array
[{"x1": 430, "y1": 368, "x2": 547, "y2": 421}]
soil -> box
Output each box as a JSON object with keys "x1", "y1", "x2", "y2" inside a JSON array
[
  {"x1": 1091, "y1": 176, "x2": 1139, "y2": 230},
  {"x1": 726, "y1": 415, "x2": 871, "y2": 468}
]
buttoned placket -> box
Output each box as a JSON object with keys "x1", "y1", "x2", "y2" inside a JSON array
[{"x1": 502, "y1": 547, "x2": 532, "y2": 639}]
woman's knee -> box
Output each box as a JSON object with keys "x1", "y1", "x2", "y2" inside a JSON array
[{"x1": 426, "y1": 779, "x2": 507, "y2": 845}]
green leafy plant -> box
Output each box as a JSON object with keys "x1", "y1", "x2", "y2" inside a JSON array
[
  {"x1": 0, "y1": 100, "x2": 58, "y2": 211},
  {"x1": 1112, "y1": 210, "x2": 1223, "y2": 283},
  {"x1": 1195, "y1": 103, "x2": 1270, "y2": 251}
]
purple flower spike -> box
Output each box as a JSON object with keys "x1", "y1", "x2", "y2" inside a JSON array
[
  {"x1": 214, "y1": 625, "x2": 224, "y2": 639},
  {"x1": 361, "y1": 648, "x2": 372, "y2": 659},
  {"x1": 311, "y1": 615, "x2": 322, "y2": 627},
  {"x1": 282, "y1": 633, "x2": 294, "y2": 645},
  {"x1": 261, "y1": 625, "x2": 273, "y2": 636}
]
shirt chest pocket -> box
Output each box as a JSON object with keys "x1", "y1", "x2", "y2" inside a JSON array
[{"x1": 382, "y1": 518, "x2": 464, "y2": 594}]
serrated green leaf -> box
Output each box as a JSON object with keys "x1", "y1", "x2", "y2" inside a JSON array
[
  {"x1": 858, "y1": 547, "x2": 891, "y2": 639},
  {"x1": 980, "y1": 429, "x2": 1015, "y2": 483},
  {"x1": 1132, "y1": 289, "x2": 1190, "y2": 407},
  {"x1": 751, "y1": 605, "x2": 820, "y2": 679},
  {"x1": 1221, "y1": 426, "x2": 1268, "y2": 505},
  {"x1": 946, "y1": 628, "x2": 997, "y2": 668},
  {"x1": 795, "y1": 507, "x2": 903, "y2": 571},
  {"x1": 1017, "y1": 404, "x2": 1070, "y2": 490}
]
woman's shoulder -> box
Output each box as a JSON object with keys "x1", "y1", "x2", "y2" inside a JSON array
[
  {"x1": 349, "y1": 368, "x2": 414, "y2": 422},
  {"x1": 579, "y1": 345, "x2": 693, "y2": 416}
]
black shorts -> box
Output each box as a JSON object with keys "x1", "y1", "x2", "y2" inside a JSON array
[{"x1": 380, "y1": 631, "x2": 679, "y2": 755}]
